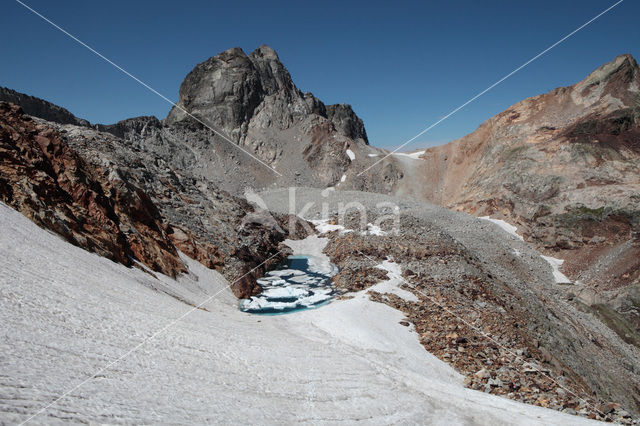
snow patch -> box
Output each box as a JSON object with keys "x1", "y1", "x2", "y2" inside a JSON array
[
  {"x1": 394, "y1": 150, "x2": 425, "y2": 159},
  {"x1": 541, "y1": 256, "x2": 572, "y2": 284},
  {"x1": 0, "y1": 202, "x2": 594, "y2": 424},
  {"x1": 480, "y1": 216, "x2": 524, "y2": 241},
  {"x1": 479, "y1": 217, "x2": 572, "y2": 285},
  {"x1": 362, "y1": 223, "x2": 387, "y2": 236},
  {"x1": 346, "y1": 149, "x2": 355, "y2": 161},
  {"x1": 310, "y1": 219, "x2": 352, "y2": 235},
  {"x1": 340, "y1": 174, "x2": 347, "y2": 183},
  {"x1": 284, "y1": 235, "x2": 338, "y2": 276},
  {"x1": 370, "y1": 260, "x2": 419, "y2": 302}
]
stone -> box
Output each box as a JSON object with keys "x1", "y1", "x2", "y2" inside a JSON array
[{"x1": 474, "y1": 368, "x2": 491, "y2": 379}]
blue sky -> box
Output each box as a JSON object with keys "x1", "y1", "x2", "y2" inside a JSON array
[{"x1": 1, "y1": 0, "x2": 638, "y2": 150}]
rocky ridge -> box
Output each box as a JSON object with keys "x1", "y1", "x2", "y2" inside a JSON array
[
  {"x1": 0, "y1": 86, "x2": 90, "y2": 127},
  {"x1": 0, "y1": 101, "x2": 310, "y2": 297},
  {"x1": 97, "y1": 45, "x2": 370, "y2": 195},
  {"x1": 0, "y1": 102, "x2": 185, "y2": 278},
  {"x1": 349, "y1": 54, "x2": 640, "y2": 351}
]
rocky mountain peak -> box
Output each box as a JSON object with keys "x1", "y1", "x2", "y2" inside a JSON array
[
  {"x1": 326, "y1": 103, "x2": 369, "y2": 143},
  {"x1": 580, "y1": 54, "x2": 639, "y2": 87},
  {"x1": 248, "y1": 44, "x2": 298, "y2": 96},
  {"x1": 165, "y1": 46, "x2": 263, "y2": 134},
  {"x1": 250, "y1": 44, "x2": 280, "y2": 60},
  {"x1": 165, "y1": 44, "x2": 368, "y2": 146},
  {"x1": 219, "y1": 46, "x2": 247, "y2": 58},
  {"x1": 575, "y1": 53, "x2": 640, "y2": 109}
]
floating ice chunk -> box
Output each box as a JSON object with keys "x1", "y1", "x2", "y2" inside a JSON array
[
  {"x1": 241, "y1": 297, "x2": 299, "y2": 311},
  {"x1": 257, "y1": 277, "x2": 286, "y2": 285},
  {"x1": 241, "y1": 252, "x2": 338, "y2": 314},
  {"x1": 307, "y1": 255, "x2": 339, "y2": 276},
  {"x1": 479, "y1": 216, "x2": 524, "y2": 241},
  {"x1": 263, "y1": 287, "x2": 309, "y2": 299},
  {"x1": 346, "y1": 149, "x2": 355, "y2": 161},
  {"x1": 541, "y1": 255, "x2": 572, "y2": 284},
  {"x1": 288, "y1": 275, "x2": 316, "y2": 284},
  {"x1": 300, "y1": 292, "x2": 333, "y2": 306},
  {"x1": 267, "y1": 269, "x2": 306, "y2": 277}
]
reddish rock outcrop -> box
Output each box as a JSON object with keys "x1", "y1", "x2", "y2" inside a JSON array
[
  {"x1": 0, "y1": 102, "x2": 186, "y2": 277},
  {"x1": 367, "y1": 54, "x2": 640, "y2": 346}
]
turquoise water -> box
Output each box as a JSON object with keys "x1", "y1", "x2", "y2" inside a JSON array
[{"x1": 239, "y1": 255, "x2": 338, "y2": 315}]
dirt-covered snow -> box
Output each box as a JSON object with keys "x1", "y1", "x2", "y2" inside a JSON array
[{"x1": 0, "y1": 202, "x2": 595, "y2": 424}]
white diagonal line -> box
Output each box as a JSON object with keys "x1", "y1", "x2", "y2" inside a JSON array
[
  {"x1": 359, "y1": 0, "x2": 624, "y2": 176},
  {"x1": 19, "y1": 249, "x2": 284, "y2": 425},
  {"x1": 14, "y1": 0, "x2": 282, "y2": 176}
]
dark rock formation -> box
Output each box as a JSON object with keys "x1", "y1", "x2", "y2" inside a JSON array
[
  {"x1": 165, "y1": 45, "x2": 366, "y2": 143},
  {"x1": 326, "y1": 103, "x2": 368, "y2": 143},
  {"x1": 0, "y1": 102, "x2": 185, "y2": 277},
  {"x1": 0, "y1": 86, "x2": 89, "y2": 127}
]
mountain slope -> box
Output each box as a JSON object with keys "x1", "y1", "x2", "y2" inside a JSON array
[
  {"x1": 262, "y1": 187, "x2": 640, "y2": 419},
  {"x1": 0, "y1": 101, "x2": 307, "y2": 298},
  {"x1": 96, "y1": 45, "x2": 370, "y2": 194},
  {"x1": 0, "y1": 86, "x2": 89, "y2": 127},
  {"x1": 0, "y1": 200, "x2": 599, "y2": 425},
  {"x1": 364, "y1": 54, "x2": 640, "y2": 346}
]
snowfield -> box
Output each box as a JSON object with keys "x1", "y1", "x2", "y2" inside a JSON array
[{"x1": 0, "y1": 203, "x2": 594, "y2": 424}]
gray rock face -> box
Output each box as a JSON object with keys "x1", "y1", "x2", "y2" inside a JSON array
[
  {"x1": 0, "y1": 86, "x2": 89, "y2": 126},
  {"x1": 326, "y1": 103, "x2": 368, "y2": 143},
  {"x1": 1, "y1": 46, "x2": 374, "y2": 196},
  {"x1": 166, "y1": 47, "x2": 265, "y2": 140},
  {"x1": 91, "y1": 45, "x2": 372, "y2": 195},
  {"x1": 95, "y1": 116, "x2": 163, "y2": 140},
  {"x1": 165, "y1": 45, "x2": 367, "y2": 145},
  {"x1": 248, "y1": 45, "x2": 298, "y2": 97}
]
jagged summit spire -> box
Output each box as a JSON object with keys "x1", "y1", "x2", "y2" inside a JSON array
[
  {"x1": 165, "y1": 44, "x2": 368, "y2": 144},
  {"x1": 251, "y1": 44, "x2": 280, "y2": 60},
  {"x1": 578, "y1": 54, "x2": 639, "y2": 90}
]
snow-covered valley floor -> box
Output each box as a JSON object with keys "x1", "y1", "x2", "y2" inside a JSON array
[{"x1": 0, "y1": 203, "x2": 595, "y2": 424}]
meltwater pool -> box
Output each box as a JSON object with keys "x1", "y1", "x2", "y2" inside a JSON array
[{"x1": 239, "y1": 255, "x2": 339, "y2": 315}]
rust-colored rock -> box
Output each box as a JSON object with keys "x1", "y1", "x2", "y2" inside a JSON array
[{"x1": 0, "y1": 102, "x2": 186, "y2": 277}]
